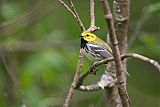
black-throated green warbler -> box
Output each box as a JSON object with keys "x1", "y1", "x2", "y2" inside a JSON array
[
  {"x1": 80, "y1": 32, "x2": 112, "y2": 61},
  {"x1": 80, "y1": 32, "x2": 130, "y2": 76}
]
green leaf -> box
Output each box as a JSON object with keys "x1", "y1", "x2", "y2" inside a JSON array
[
  {"x1": 144, "y1": 2, "x2": 160, "y2": 19},
  {"x1": 139, "y1": 33, "x2": 156, "y2": 45}
]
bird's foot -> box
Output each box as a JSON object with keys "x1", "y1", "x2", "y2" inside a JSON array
[{"x1": 89, "y1": 68, "x2": 98, "y2": 75}]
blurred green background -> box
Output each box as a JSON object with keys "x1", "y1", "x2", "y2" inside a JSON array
[{"x1": 0, "y1": 0, "x2": 160, "y2": 107}]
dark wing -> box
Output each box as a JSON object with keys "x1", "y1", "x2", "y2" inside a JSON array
[{"x1": 87, "y1": 43, "x2": 112, "y2": 59}]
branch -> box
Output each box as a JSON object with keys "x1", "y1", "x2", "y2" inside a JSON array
[
  {"x1": 77, "y1": 73, "x2": 117, "y2": 91},
  {"x1": 58, "y1": 0, "x2": 77, "y2": 19},
  {"x1": 78, "y1": 84, "x2": 101, "y2": 91},
  {"x1": 75, "y1": 53, "x2": 160, "y2": 91},
  {"x1": 58, "y1": 0, "x2": 85, "y2": 31},
  {"x1": 0, "y1": 0, "x2": 55, "y2": 36},
  {"x1": 59, "y1": 0, "x2": 99, "y2": 106},
  {"x1": 63, "y1": 49, "x2": 84, "y2": 107},
  {"x1": 76, "y1": 57, "x2": 115, "y2": 88},
  {"x1": 91, "y1": 53, "x2": 160, "y2": 73},
  {"x1": 59, "y1": 0, "x2": 99, "y2": 33},
  {"x1": 87, "y1": 0, "x2": 100, "y2": 32},
  {"x1": 128, "y1": 8, "x2": 147, "y2": 48},
  {"x1": 58, "y1": 1, "x2": 85, "y2": 107},
  {"x1": 101, "y1": 0, "x2": 130, "y2": 106},
  {"x1": 0, "y1": 53, "x2": 19, "y2": 87},
  {"x1": 90, "y1": 0, "x2": 95, "y2": 28},
  {"x1": 0, "y1": 41, "x2": 73, "y2": 51},
  {"x1": 123, "y1": 53, "x2": 160, "y2": 71},
  {"x1": 67, "y1": 0, "x2": 86, "y2": 31}
]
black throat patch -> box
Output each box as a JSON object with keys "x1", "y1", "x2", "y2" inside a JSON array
[{"x1": 81, "y1": 38, "x2": 88, "y2": 48}]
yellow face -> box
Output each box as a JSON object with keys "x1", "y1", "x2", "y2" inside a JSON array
[{"x1": 81, "y1": 32, "x2": 97, "y2": 42}]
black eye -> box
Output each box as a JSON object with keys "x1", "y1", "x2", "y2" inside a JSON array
[{"x1": 86, "y1": 34, "x2": 89, "y2": 37}]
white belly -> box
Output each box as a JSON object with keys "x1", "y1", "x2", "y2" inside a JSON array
[{"x1": 82, "y1": 48, "x2": 101, "y2": 61}]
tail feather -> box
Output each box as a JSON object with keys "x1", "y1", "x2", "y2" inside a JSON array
[{"x1": 122, "y1": 64, "x2": 130, "y2": 77}]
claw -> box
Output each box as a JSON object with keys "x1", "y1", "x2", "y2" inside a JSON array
[
  {"x1": 93, "y1": 69, "x2": 98, "y2": 75},
  {"x1": 90, "y1": 68, "x2": 98, "y2": 75}
]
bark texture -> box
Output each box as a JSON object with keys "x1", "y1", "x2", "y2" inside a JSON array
[{"x1": 105, "y1": 0, "x2": 130, "y2": 107}]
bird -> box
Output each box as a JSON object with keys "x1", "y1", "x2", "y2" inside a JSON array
[
  {"x1": 80, "y1": 32, "x2": 112, "y2": 61},
  {"x1": 79, "y1": 31, "x2": 130, "y2": 76}
]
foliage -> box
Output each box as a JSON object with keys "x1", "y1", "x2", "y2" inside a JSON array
[{"x1": 0, "y1": 0, "x2": 160, "y2": 107}]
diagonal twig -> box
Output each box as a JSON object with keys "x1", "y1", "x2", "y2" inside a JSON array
[
  {"x1": 58, "y1": 1, "x2": 85, "y2": 107},
  {"x1": 128, "y1": 8, "x2": 147, "y2": 48},
  {"x1": 77, "y1": 73, "x2": 117, "y2": 91},
  {"x1": 122, "y1": 53, "x2": 160, "y2": 71},
  {"x1": 1, "y1": 54, "x2": 19, "y2": 87},
  {"x1": 59, "y1": 0, "x2": 100, "y2": 106},
  {"x1": 63, "y1": 49, "x2": 84, "y2": 107},
  {"x1": 58, "y1": 1, "x2": 87, "y2": 107},
  {"x1": 0, "y1": 0, "x2": 55, "y2": 36},
  {"x1": 68, "y1": 0, "x2": 85, "y2": 31},
  {"x1": 75, "y1": 53, "x2": 160, "y2": 91},
  {"x1": 59, "y1": 0, "x2": 85, "y2": 31},
  {"x1": 67, "y1": 0, "x2": 86, "y2": 31},
  {"x1": 58, "y1": 0, "x2": 77, "y2": 19}
]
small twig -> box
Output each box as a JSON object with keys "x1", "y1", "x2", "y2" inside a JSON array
[
  {"x1": 0, "y1": 41, "x2": 73, "y2": 51},
  {"x1": 78, "y1": 84, "x2": 101, "y2": 91},
  {"x1": 59, "y1": 1, "x2": 85, "y2": 107},
  {"x1": 58, "y1": 0, "x2": 77, "y2": 19},
  {"x1": 87, "y1": 0, "x2": 100, "y2": 32},
  {"x1": 91, "y1": 53, "x2": 160, "y2": 73},
  {"x1": 67, "y1": 0, "x2": 86, "y2": 31},
  {"x1": 76, "y1": 53, "x2": 160, "y2": 90},
  {"x1": 101, "y1": 0, "x2": 130, "y2": 106},
  {"x1": 123, "y1": 53, "x2": 160, "y2": 71},
  {"x1": 1, "y1": 54, "x2": 19, "y2": 87},
  {"x1": 76, "y1": 57, "x2": 114, "y2": 88},
  {"x1": 129, "y1": 3, "x2": 160, "y2": 48},
  {"x1": 77, "y1": 73, "x2": 117, "y2": 91},
  {"x1": 59, "y1": 0, "x2": 98, "y2": 106},
  {"x1": 63, "y1": 49, "x2": 84, "y2": 107},
  {"x1": 128, "y1": 8, "x2": 147, "y2": 48},
  {"x1": 90, "y1": 0, "x2": 95, "y2": 28},
  {"x1": 59, "y1": 0, "x2": 85, "y2": 31},
  {"x1": 0, "y1": 0, "x2": 55, "y2": 36}
]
